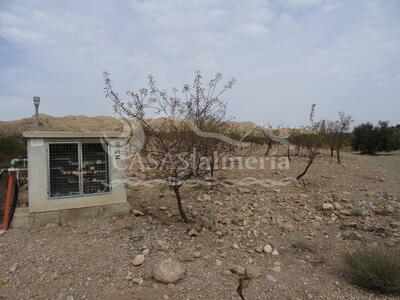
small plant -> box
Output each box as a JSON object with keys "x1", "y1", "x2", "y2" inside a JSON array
[{"x1": 343, "y1": 247, "x2": 400, "y2": 294}]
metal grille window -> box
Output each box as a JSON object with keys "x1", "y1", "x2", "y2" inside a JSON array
[{"x1": 48, "y1": 142, "x2": 110, "y2": 198}]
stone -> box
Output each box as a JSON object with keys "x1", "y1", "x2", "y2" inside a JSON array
[
  {"x1": 180, "y1": 253, "x2": 194, "y2": 262},
  {"x1": 266, "y1": 275, "x2": 278, "y2": 284},
  {"x1": 232, "y1": 243, "x2": 239, "y2": 250},
  {"x1": 340, "y1": 209, "x2": 353, "y2": 216},
  {"x1": 333, "y1": 202, "x2": 343, "y2": 210},
  {"x1": 201, "y1": 216, "x2": 216, "y2": 230},
  {"x1": 222, "y1": 270, "x2": 233, "y2": 276},
  {"x1": 132, "y1": 277, "x2": 144, "y2": 285},
  {"x1": 0, "y1": 230, "x2": 5, "y2": 236},
  {"x1": 188, "y1": 229, "x2": 199, "y2": 237},
  {"x1": 238, "y1": 188, "x2": 251, "y2": 194},
  {"x1": 263, "y1": 244, "x2": 273, "y2": 254},
  {"x1": 142, "y1": 248, "x2": 150, "y2": 255},
  {"x1": 272, "y1": 249, "x2": 279, "y2": 256},
  {"x1": 192, "y1": 251, "x2": 201, "y2": 258},
  {"x1": 132, "y1": 254, "x2": 145, "y2": 266},
  {"x1": 152, "y1": 259, "x2": 186, "y2": 284},
  {"x1": 203, "y1": 194, "x2": 212, "y2": 201},
  {"x1": 132, "y1": 209, "x2": 145, "y2": 216},
  {"x1": 322, "y1": 203, "x2": 334, "y2": 210},
  {"x1": 245, "y1": 266, "x2": 261, "y2": 278},
  {"x1": 342, "y1": 231, "x2": 362, "y2": 241},
  {"x1": 231, "y1": 265, "x2": 246, "y2": 275},
  {"x1": 280, "y1": 223, "x2": 294, "y2": 232},
  {"x1": 271, "y1": 266, "x2": 281, "y2": 273},
  {"x1": 44, "y1": 222, "x2": 60, "y2": 228},
  {"x1": 125, "y1": 272, "x2": 133, "y2": 280},
  {"x1": 9, "y1": 263, "x2": 18, "y2": 273},
  {"x1": 390, "y1": 222, "x2": 400, "y2": 228}
]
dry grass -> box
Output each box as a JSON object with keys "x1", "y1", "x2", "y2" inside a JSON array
[{"x1": 343, "y1": 247, "x2": 400, "y2": 294}]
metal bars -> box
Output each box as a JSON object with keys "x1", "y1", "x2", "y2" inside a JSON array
[{"x1": 48, "y1": 142, "x2": 110, "y2": 198}]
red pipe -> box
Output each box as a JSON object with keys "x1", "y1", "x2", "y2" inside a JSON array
[{"x1": 3, "y1": 171, "x2": 16, "y2": 230}]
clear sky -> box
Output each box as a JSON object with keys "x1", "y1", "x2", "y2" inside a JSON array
[{"x1": 0, "y1": 0, "x2": 399, "y2": 127}]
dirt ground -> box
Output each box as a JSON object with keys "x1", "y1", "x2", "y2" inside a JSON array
[{"x1": 1, "y1": 149, "x2": 400, "y2": 300}]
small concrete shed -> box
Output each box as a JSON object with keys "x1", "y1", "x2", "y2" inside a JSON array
[{"x1": 13, "y1": 131, "x2": 130, "y2": 227}]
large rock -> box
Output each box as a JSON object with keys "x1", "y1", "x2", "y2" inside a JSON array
[{"x1": 152, "y1": 259, "x2": 186, "y2": 284}]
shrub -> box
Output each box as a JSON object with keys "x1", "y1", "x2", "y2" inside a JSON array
[
  {"x1": 343, "y1": 247, "x2": 400, "y2": 293},
  {"x1": 352, "y1": 122, "x2": 400, "y2": 155},
  {"x1": 0, "y1": 136, "x2": 26, "y2": 167}
]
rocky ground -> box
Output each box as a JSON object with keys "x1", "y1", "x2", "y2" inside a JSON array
[{"x1": 1, "y1": 149, "x2": 400, "y2": 300}]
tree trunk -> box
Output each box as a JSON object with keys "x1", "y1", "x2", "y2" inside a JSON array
[
  {"x1": 296, "y1": 145, "x2": 300, "y2": 156},
  {"x1": 210, "y1": 155, "x2": 215, "y2": 178},
  {"x1": 336, "y1": 148, "x2": 341, "y2": 164},
  {"x1": 287, "y1": 147, "x2": 291, "y2": 161},
  {"x1": 330, "y1": 146, "x2": 334, "y2": 157},
  {"x1": 265, "y1": 141, "x2": 272, "y2": 156},
  {"x1": 172, "y1": 185, "x2": 189, "y2": 223},
  {"x1": 296, "y1": 154, "x2": 315, "y2": 180}
]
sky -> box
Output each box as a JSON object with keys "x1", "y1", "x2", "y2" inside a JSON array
[{"x1": 0, "y1": 0, "x2": 399, "y2": 127}]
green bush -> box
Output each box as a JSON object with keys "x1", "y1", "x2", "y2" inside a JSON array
[
  {"x1": 352, "y1": 122, "x2": 400, "y2": 155},
  {"x1": 0, "y1": 136, "x2": 26, "y2": 167},
  {"x1": 343, "y1": 247, "x2": 400, "y2": 293}
]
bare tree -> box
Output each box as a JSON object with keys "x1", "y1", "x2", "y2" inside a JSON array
[
  {"x1": 326, "y1": 112, "x2": 353, "y2": 164},
  {"x1": 103, "y1": 71, "x2": 234, "y2": 222},
  {"x1": 296, "y1": 104, "x2": 324, "y2": 180}
]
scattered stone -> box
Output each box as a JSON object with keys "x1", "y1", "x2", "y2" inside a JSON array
[
  {"x1": 9, "y1": 263, "x2": 18, "y2": 273},
  {"x1": 245, "y1": 266, "x2": 261, "y2": 278},
  {"x1": 203, "y1": 194, "x2": 212, "y2": 201},
  {"x1": 266, "y1": 275, "x2": 278, "y2": 284},
  {"x1": 192, "y1": 251, "x2": 201, "y2": 258},
  {"x1": 180, "y1": 252, "x2": 194, "y2": 262},
  {"x1": 280, "y1": 223, "x2": 294, "y2": 232},
  {"x1": 222, "y1": 270, "x2": 233, "y2": 276},
  {"x1": 255, "y1": 246, "x2": 264, "y2": 253},
  {"x1": 142, "y1": 248, "x2": 150, "y2": 255},
  {"x1": 322, "y1": 203, "x2": 334, "y2": 210},
  {"x1": 231, "y1": 265, "x2": 246, "y2": 275},
  {"x1": 271, "y1": 266, "x2": 281, "y2": 273},
  {"x1": 188, "y1": 228, "x2": 199, "y2": 237},
  {"x1": 342, "y1": 231, "x2": 362, "y2": 241},
  {"x1": 333, "y1": 202, "x2": 343, "y2": 210},
  {"x1": 238, "y1": 188, "x2": 251, "y2": 194},
  {"x1": 132, "y1": 254, "x2": 145, "y2": 266},
  {"x1": 125, "y1": 272, "x2": 133, "y2": 281},
  {"x1": 263, "y1": 244, "x2": 273, "y2": 254},
  {"x1": 390, "y1": 222, "x2": 400, "y2": 228},
  {"x1": 132, "y1": 277, "x2": 144, "y2": 285},
  {"x1": 272, "y1": 249, "x2": 279, "y2": 256},
  {"x1": 340, "y1": 209, "x2": 353, "y2": 216},
  {"x1": 152, "y1": 259, "x2": 186, "y2": 284},
  {"x1": 44, "y1": 223, "x2": 60, "y2": 228},
  {"x1": 66, "y1": 296, "x2": 75, "y2": 300},
  {"x1": 132, "y1": 209, "x2": 145, "y2": 217},
  {"x1": 232, "y1": 243, "x2": 239, "y2": 250}
]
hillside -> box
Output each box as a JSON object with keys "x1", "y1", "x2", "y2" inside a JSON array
[
  {"x1": 0, "y1": 114, "x2": 123, "y2": 136},
  {"x1": 0, "y1": 115, "x2": 293, "y2": 137}
]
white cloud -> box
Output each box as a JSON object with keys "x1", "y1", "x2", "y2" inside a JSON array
[{"x1": 0, "y1": 0, "x2": 399, "y2": 126}]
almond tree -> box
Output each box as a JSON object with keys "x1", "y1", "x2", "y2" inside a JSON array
[
  {"x1": 326, "y1": 112, "x2": 353, "y2": 164},
  {"x1": 104, "y1": 71, "x2": 235, "y2": 222}
]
